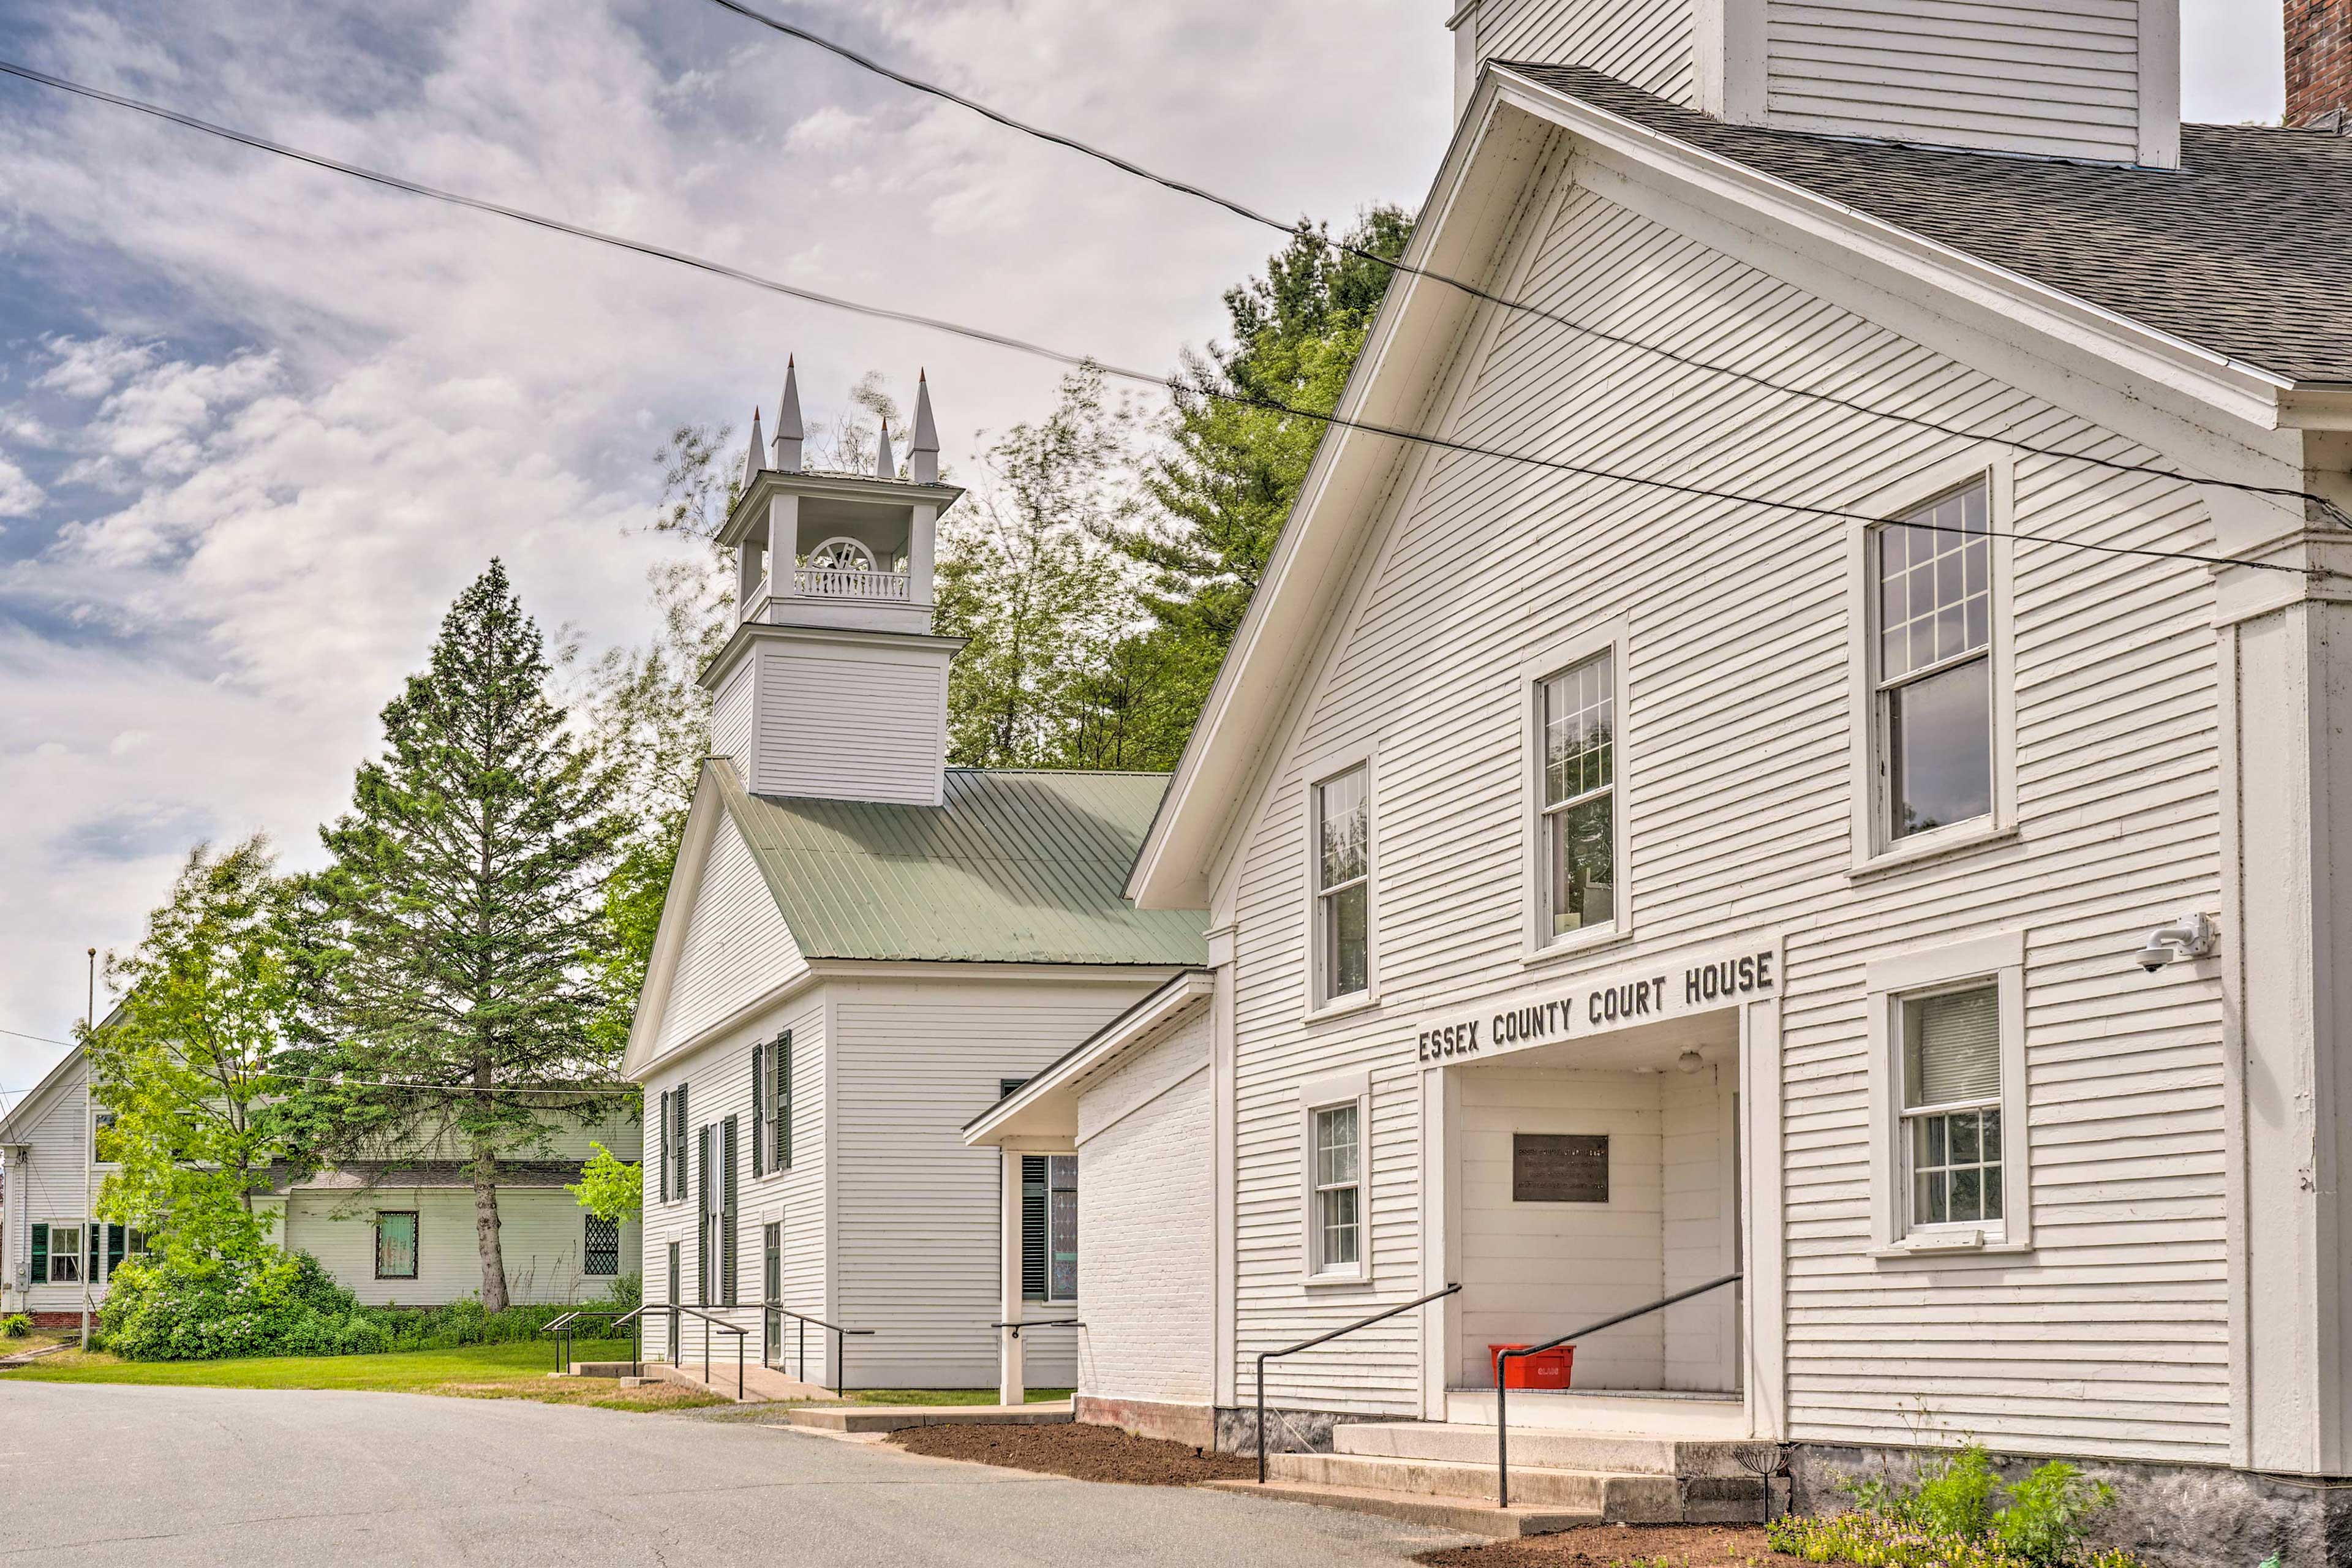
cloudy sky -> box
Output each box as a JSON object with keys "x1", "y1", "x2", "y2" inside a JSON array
[{"x1": 0, "y1": 0, "x2": 2290, "y2": 1101}]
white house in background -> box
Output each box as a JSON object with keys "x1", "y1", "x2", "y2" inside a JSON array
[
  {"x1": 0, "y1": 1036, "x2": 640, "y2": 1323},
  {"x1": 620, "y1": 364, "x2": 1206, "y2": 1394},
  {"x1": 979, "y1": 1, "x2": 2352, "y2": 1560}
]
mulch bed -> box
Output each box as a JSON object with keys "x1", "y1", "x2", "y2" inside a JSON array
[
  {"x1": 886, "y1": 1421, "x2": 1257, "y2": 1485},
  {"x1": 1420, "y1": 1524, "x2": 1805, "y2": 1567}
]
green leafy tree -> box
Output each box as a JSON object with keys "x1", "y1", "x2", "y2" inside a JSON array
[
  {"x1": 567, "y1": 1141, "x2": 643, "y2": 1224},
  {"x1": 1101, "y1": 208, "x2": 1413, "y2": 765},
  {"x1": 937, "y1": 365, "x2": 1142, "y2": 767},
  {"x1": 298, "y1": 560, "x2": 628, "y2": 1312},
  {"x1": 86, "y1": 835, "x2": 304, "y2": 1263}
]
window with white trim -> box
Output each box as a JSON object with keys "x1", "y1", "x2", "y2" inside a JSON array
[
  {"x1": 1900, "y1": 986, "x2": 2003, "y2": 1235},
  {"x1": 584, "y1": 1214, "x2": 620, "y2": 1277},
  {"x1": 1538, "y1": 651, "x2": 1616, "y2": 940},
  {"x1": 43, "y1": 1223, "x2": 81, "y2": 1284},
  {"x1": 1313, "y1": 765, "x2": 1371, "y2": 1005},
  {"x1": 1872, "y1": 484, "x2": 1993, "y2": 842},
  {"x1": 1310, "y1": 1102, "x2": 1362, "y2": 1276},
  {"x1": 1020, "y1": 1155, "x2": 1077, "y2": 1303}
]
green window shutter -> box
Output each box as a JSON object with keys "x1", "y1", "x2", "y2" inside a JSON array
[
  {"x1": 30, "y1": 1222, "x2": 47, "y2": 1282},
  {"x1": 676, "y1": 1084, "x2": 690, "y2": 1202},
  {"x1": 722, "y1": 1116, "x2": 740, "y2": 1307},
  {"x1": 750, "y1": 1046, "x2": 766, "y2": 1178},
  {"x1": 777, "y1": 1032, "x2": 793, "y2": 1170},
  {"x1": 1020, "y1": 1155, "x2": 1048, "y2": 1302},
  {"x1": 89, "y1": 1225, "x2": 100, "y2": 1279},
  {"x1": 696, "y1": 1125, "x2": 711, "y2": 1305},
  {"x1": 658, "y1": 1090, "x2": 673, "y2": 1203},
  {"x1": 107, "y1": 1224, "x2": 126, "y2": 1275}
]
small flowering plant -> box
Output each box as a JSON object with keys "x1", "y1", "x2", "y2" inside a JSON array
[{"x1": 1765, "y1": 1444, "x2": 2147, "y2": 1568}]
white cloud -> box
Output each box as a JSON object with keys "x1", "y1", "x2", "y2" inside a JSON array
[
  {"x1": 32, "y1": 334, "x2": 159, "y2": 400},
  {"x1": 0, "y1": 455, "x2": 40, "y2": 519}
]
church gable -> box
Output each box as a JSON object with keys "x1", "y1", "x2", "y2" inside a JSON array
[{"x1": 645, "y1": 802, "x2": 804, "y2": 1065}]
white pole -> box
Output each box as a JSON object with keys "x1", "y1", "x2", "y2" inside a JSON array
[
  {"x1": 80, "y1": 947, "x2": 94, "y2": 1352},
  {"x1": 998, "y1": 1148, "x2": 1025, "y2": 1407}
]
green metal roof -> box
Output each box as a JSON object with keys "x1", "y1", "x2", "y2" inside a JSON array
[{"x1": 714, "y1": 764, "x2": 1208, "y2": 967}]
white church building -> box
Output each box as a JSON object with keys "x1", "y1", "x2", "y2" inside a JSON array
[
  {"x1": 963, "y1": 2, "x2": 2352, "y2": 1561},
  {"x1": 622, "y1": 365, "x2": 1205, "y2": 1392}
]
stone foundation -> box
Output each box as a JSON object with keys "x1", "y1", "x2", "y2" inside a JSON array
[
  {"x1": 1793, "y1": 1442, "x2": 2352, "y2": 1568},
  {"x1": 1210, "y1": 1404, "x2": 1402, "y2": 1457},
  {"x1": 1075, "y1": 1395, "x2": 1216, "y2": 1449}
]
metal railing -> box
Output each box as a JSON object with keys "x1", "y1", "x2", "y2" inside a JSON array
[
  {"x1": 1493, "y1": 1272, "x2": 1742, "y2": 1507},
  {"x1": 1254, "y1": 1283, "x2": 1461, "y2": 1483},
  {"x1": 990, "y1": 1317, "x2": 1083, "y2": 1338},
  {"x1": 764, "y1": 1301, "x2": 876, "y2": 1399},
  {"x1": 792, "y1": 567, "x2": 909, "y2": 601},
  {"x1": 607, "y1": 1303, "x2": 751, "y2": 1401},
  {"x1": 541, "y1": 1308, "x2": 641, "y2": 1375}
]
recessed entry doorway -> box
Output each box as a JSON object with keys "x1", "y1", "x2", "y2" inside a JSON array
[{"x1": 1443, "y1": 1010, "x2": 1742, "y2": 1398}]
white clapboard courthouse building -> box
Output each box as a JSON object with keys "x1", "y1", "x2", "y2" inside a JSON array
[
  {"x1": 966, "y1": 2, "x2": 2352, "y2": 1559},
  {"x1": 622, "y1": 365, "x2": 1205, "y2": 1393}
]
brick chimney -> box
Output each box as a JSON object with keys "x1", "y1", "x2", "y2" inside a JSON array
[{"x1": 2288, "y1": 0, "x2": 2352, "y2": 130}]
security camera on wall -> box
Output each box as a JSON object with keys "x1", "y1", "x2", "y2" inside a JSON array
[{"x1": 2134, "y1": 913, "x2": 2217, "y2": 973}]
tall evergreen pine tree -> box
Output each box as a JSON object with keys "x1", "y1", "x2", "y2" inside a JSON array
[{"x1": 301, "y1": 560, "x2": 624, "y2": 1311}]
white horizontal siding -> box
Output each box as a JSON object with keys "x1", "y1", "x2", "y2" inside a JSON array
[
  {"x1": 6, "y1": 1065, "x2": 105, "y2": 1314},
  {"x1": 1765, "y1": 0, "x2": 2145, "y2": 162},
  {"x1": 710, "y1": 655, "x2": 753, "y2": 767},
  {"x1": 1074, "y1": 1008, "x2": 1214, "y2": 1408},
  {"x1": 754, "y1": 644, "x2": 945, "y2": 805},
  {"x1": 1223, "y1": 163, "x2": 2228, "y2": 1458},
  {"x1": 282, "y1": 1187, "x2": 639, "y2": 1307},
  {"x1": 833, "y1": 978, "x2": 1164, "y2": 1388},
  {"x1": 639, "y1": 994, "x2": 827, "y2": 1378},
  {"x1": 1472, "y1": 0, "x2": 1695, "y2": 104},
  {"x1": 651, "y1": 812, "x2": 804, "y2": 1059}
]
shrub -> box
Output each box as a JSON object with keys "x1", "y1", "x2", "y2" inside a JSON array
[
  {"x1": 1, "y1": 1313, "x2": 31, "y2": 1338},
  {"x1": 1776, "y1": 1444, "x2": 2143, "y2": 1568},
  {"x1": 100, "y1": 1245, "x2": 650, "y2": 1362}
]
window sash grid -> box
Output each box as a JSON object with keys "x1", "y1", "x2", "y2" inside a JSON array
[{"x1": 1874, "y1": 643, "x2": 1989, "y2": 696}]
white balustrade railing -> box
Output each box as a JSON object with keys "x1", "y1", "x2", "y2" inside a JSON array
[{"x1": 793, "y1": 567, "x2": 910, "y2": 601}]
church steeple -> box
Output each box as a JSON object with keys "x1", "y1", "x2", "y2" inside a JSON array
[{"x1": 704, "y1": 362, "x2": 965, "y2": 808}]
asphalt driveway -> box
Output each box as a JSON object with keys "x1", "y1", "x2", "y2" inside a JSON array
[{"x1": 0, "y1": 1382, "x2": 1464, "y2": 1566}]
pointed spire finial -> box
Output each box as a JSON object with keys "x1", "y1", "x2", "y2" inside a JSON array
[
  {"x1": 874, "y1": 415, "x2": 895, "y2": 481},
  {"x1": 741, "y1": 404, "x2": 765, "y2": 489},
  {"x1": 909, "y1": 370, "x2": 940, "y2": 485},
  {"x1": 774, "y1": 358, "x2": 804, "y2": 472}
]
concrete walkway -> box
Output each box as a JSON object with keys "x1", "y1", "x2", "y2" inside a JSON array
[{"x1": 0, "y1": 1382, "x2": 1469, "y2": 1567}]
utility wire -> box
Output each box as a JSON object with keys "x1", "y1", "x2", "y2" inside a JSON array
[
  {"x1": 700, "y1": 0, "x2": 2348, "y2": 526},
  {"x1": 0, "y1": 1025, "x2": 77, "y2": 1049},
  {"x1": 0, "y1": 59, "x2": 2330, "y2": 583}
]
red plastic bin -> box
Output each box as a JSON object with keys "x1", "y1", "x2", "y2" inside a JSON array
[{"x1": 1489, "y1": 1343, "x2": 1575, "y2": 1390}]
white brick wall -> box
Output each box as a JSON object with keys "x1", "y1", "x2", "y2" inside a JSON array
[{"x1": 1074, "y1": 1009, "x2": 1213, "y2": 1408}]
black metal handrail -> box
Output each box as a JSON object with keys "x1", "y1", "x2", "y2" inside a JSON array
[
  {"x1": 763, "y1": 1300, "x2": 876, "y2": 1398},
  {"x1": 608, "y1": 1303, "x2": 751, "y2": 1400},
  {"x1": 1255, "y1": 1283, "x2": 1461, "y2": 1483},
  {"x1": 541, "y1": 1308, "x2": 642, "y2": 1376},
  {"x1": 989, "y1": 1317, "x2": 1083, "y2": 1338},
  {"x1": 1493, "y1": 1272, "x2": 1742, "y2": 1507}
]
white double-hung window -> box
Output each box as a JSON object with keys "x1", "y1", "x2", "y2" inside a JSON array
[
  {"x1": 1868, "y1": 932, "x2": 2028, "y2": 1254},
  {"x1": 1313, "y1": 1104, "x2": 1361, "y2": 1274},
  {"x1": 1312, "y1": 764, "x2": 1371, "y2": 1006},
  {"x1": 1901, "y1": 987, "x2": 2002, "y2": 1232},
  {"x1": 1873, "y1": 483, "x2": 1993, "y2": 843},
  {"x1": 1539, "y1": 651, "x2": 1616, "y2": 940}
]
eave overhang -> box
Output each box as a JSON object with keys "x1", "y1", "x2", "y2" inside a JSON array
[{"x1": 961, "y1": 970, "x2": 1215, "y2": 1145}]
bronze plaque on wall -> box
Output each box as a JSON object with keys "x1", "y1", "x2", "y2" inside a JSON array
[{"x1": 1513, "y1": 1133, "x2": 1609, "y2": 1203}]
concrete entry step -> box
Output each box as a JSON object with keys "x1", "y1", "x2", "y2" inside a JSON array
[
  {"x1": 782, "y1": 1402, "x2": 1075, "y2": 1434},
  {"x1": 647, "y1": 1362, "x2": 841, "y2": 1403},
  {"x1": 1272, "y1": 1451, "x2": 1639, "y2": 1512},
  {"x1": 1338, "y1": 1420, "x2": 1777, "y2": 1479},
  {"x1": 1198, "y1": 1478, "x2": 1598, "y2": 1537}
]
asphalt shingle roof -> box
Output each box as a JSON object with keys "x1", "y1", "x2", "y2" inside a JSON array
[
  {"x1": 717, "y1": 765, "x2": 1208, "y2": 967},
  {"x1": 1501, "y1": 62, "x2": 2352, "y2": 384}
]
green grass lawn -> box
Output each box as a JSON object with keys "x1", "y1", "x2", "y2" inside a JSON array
[
  {"x1": 851, "y1": 1387, "x2": 1072, "y2": 1406},
  {"x1": 0, "y1": 1337, "x2": 646, "y2": 1394}
]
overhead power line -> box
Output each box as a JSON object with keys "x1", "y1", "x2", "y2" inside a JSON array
[
  {"x1": 699, "y1": 0, "x2": 2348, "y2": 526},
  {"x1": 0, "y1": 1024, "x2": 77, "y2": 1049},
  {"x1": 0, "y1": 58, "x2": 2331, "y2": 584}
]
